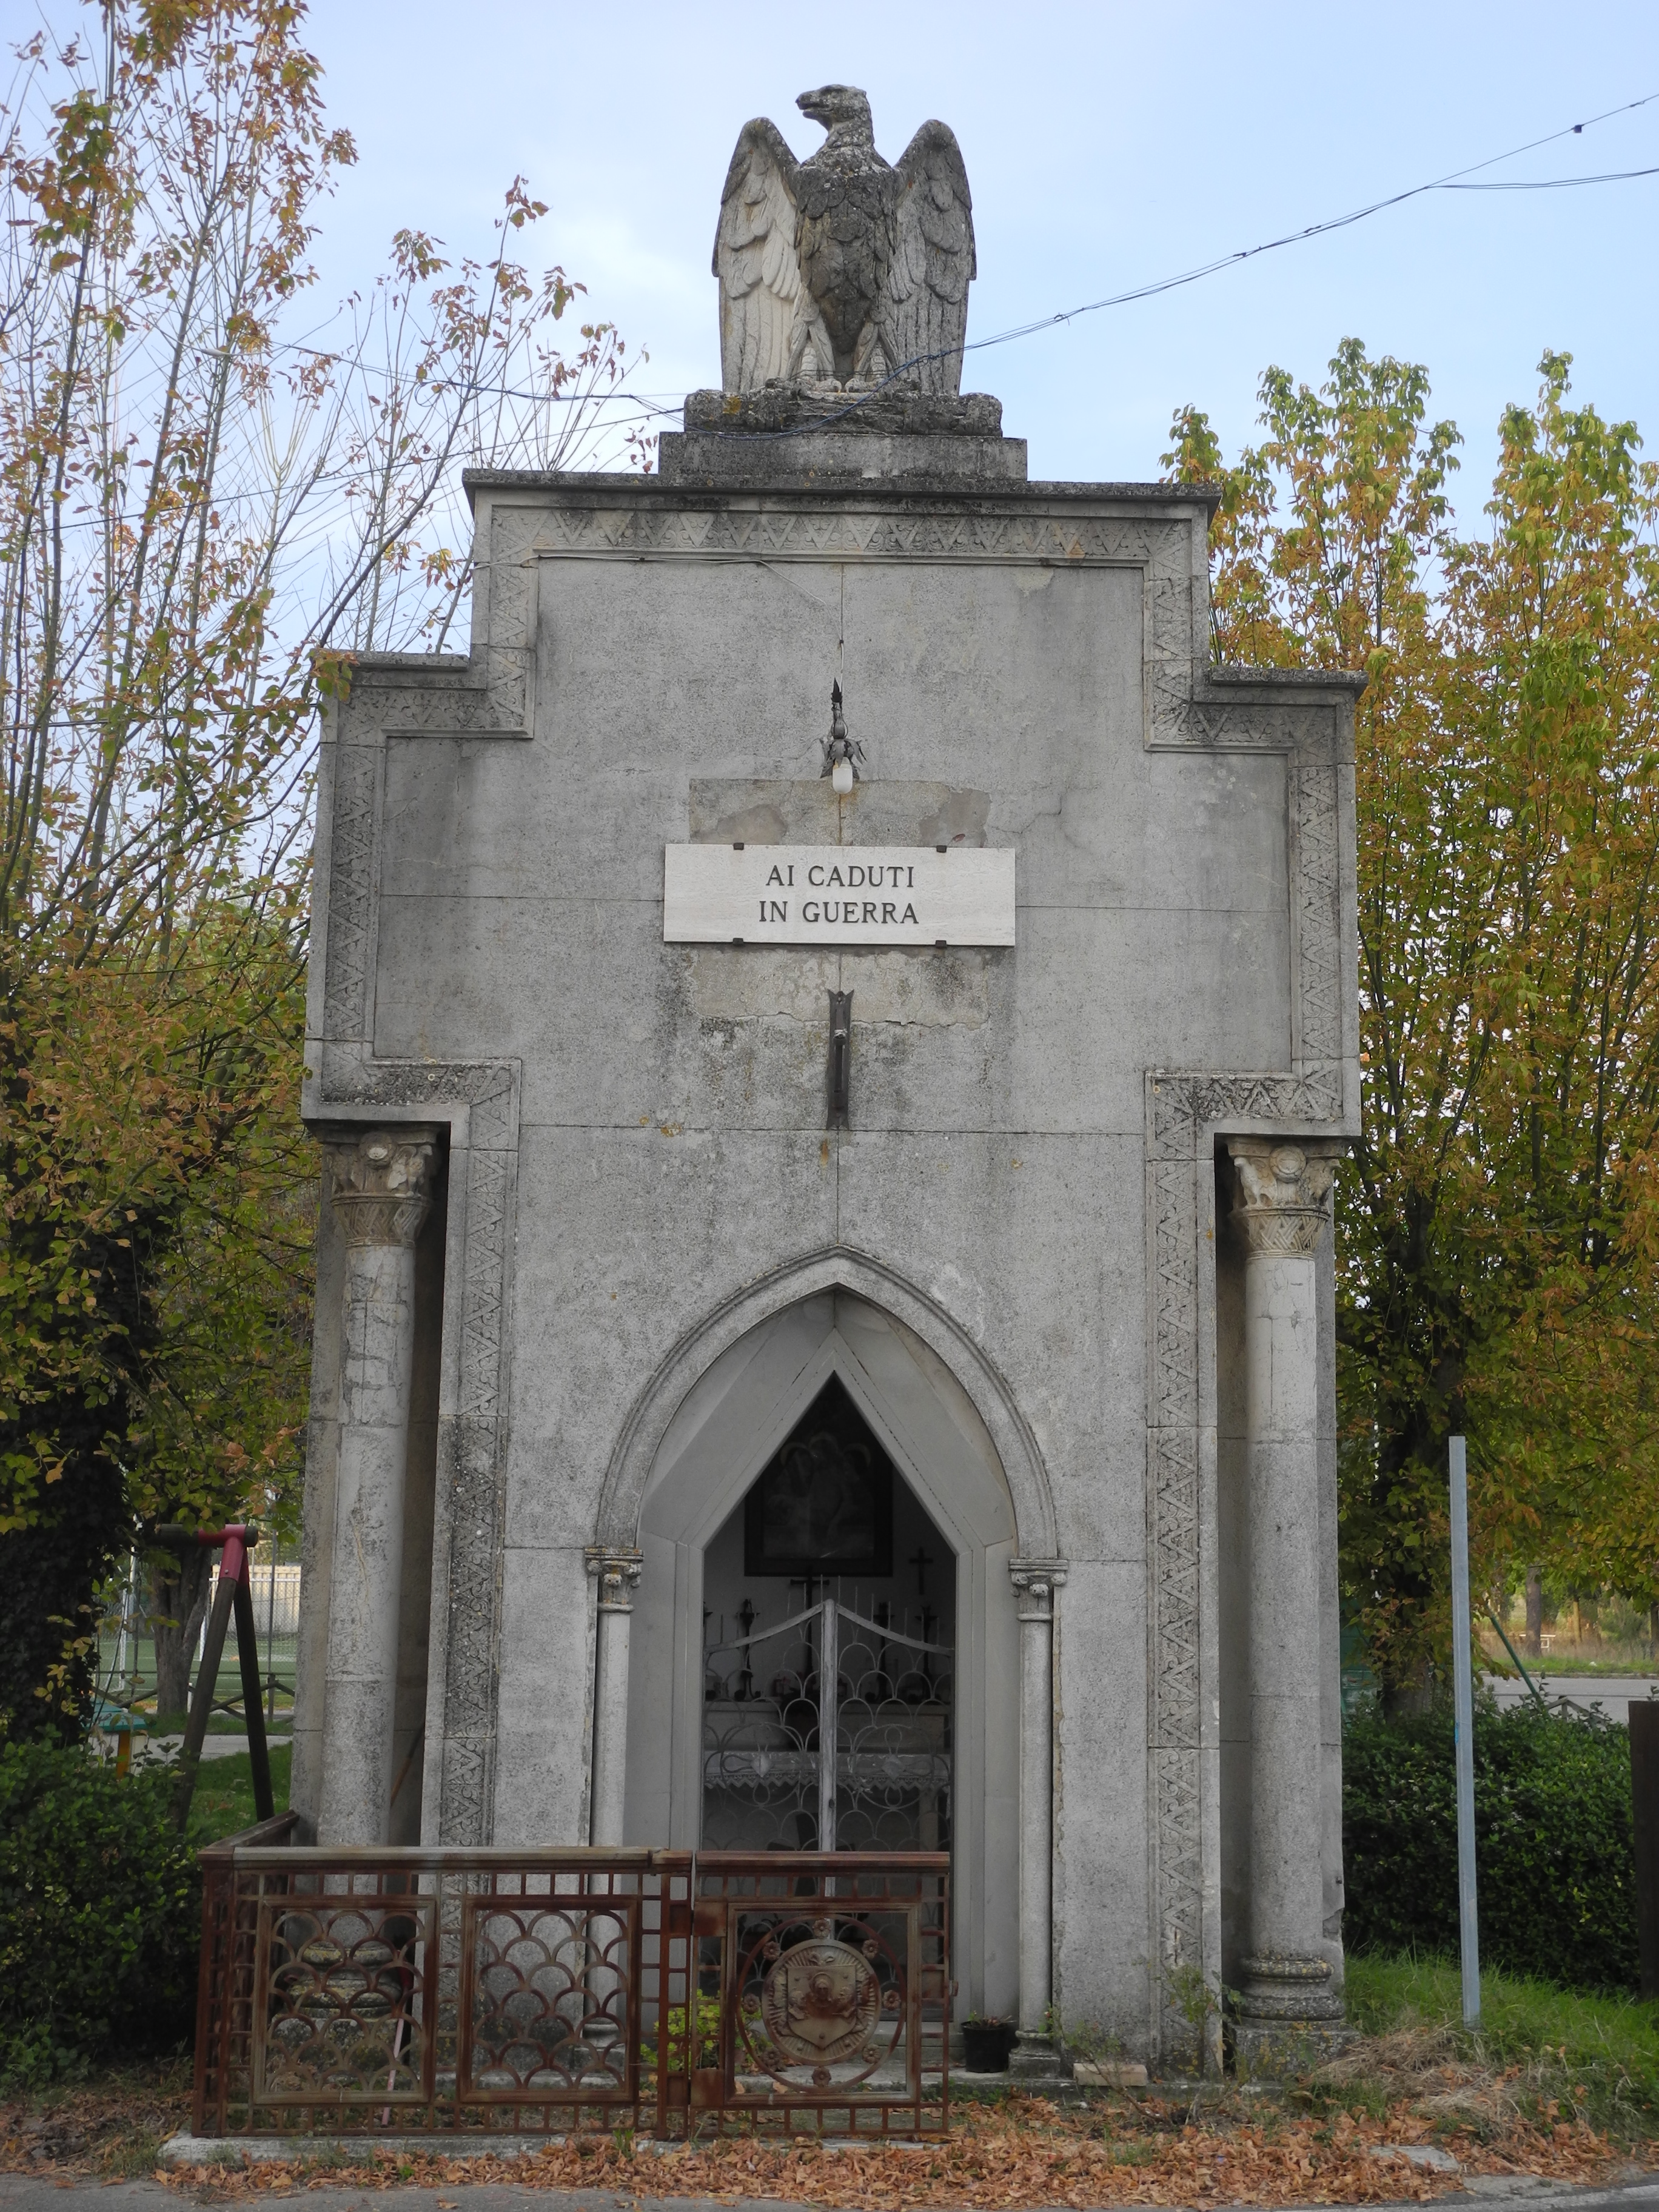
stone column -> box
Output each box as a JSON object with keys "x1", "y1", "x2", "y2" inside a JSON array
[
  {"x1": 1009, "y1": 1559, "x2": 1067, "y2": 2079},
  {"x1": 1227, "y1": 1138, "x2": 1349, "y2": 2066},
  {"x1": 318, "y1": 1128, "x2": 440, "y2": 1845},
  {"x1": 586, "y1": 1548, "x2": 643, "y2": 1845}
]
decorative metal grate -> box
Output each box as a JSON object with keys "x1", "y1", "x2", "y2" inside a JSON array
[
  {"x1": 194, "y1": 1831, "x2": 692, "y2": 2137},
  {"x1": 193, "y1": 1827, "x2": 948, "y2": 2139},
  {"x1": 689, "y1": 1853, "x2": 950, "y2": 2137},
  {"x1": 702, "y1": 1597, "x2": 952, "y2": 1853}
]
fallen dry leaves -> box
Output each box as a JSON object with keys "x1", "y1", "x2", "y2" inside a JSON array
[
  {"x1": 4, "y1": 2042, "x2": 1653, "y2": 2206},
  {"x1": 0, "y1": 2060, "x2": 191, "y2": 2178},
  {"x1": 150, "y1": 2094, "x2": 1634, "y2": 2207}
]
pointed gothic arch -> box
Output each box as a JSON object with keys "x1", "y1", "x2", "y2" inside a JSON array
[
  {"x1": 609, "y1": 1275, "x2": 1050, "y2": 2023},
  {"x1": 597, "y1": 1245, "x2": 1057, "y2": 1557}
]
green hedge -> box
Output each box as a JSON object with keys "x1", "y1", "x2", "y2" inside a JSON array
[
  {"x1": 0, "y1": 1740, "x2": 200, "y2": 2082},
  {"x1": 1342, "y1": 1699, "x2": 1638, "y2": 1993}
]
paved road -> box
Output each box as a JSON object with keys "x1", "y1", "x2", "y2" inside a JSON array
[
  {"x1": 1484, "y1": 1675, "x2": 1659, "y2": 1724},
  {"x1": 5, "y1": 2177, "x2": 1657, "y2": 2212}
]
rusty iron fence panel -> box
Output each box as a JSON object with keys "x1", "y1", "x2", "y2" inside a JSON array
[
  {"x1": 692, "y1": 1851, "x2": 950, "y2": 2137},
  {"x1": 193, "y1": 1837, "x2": 694, "y2": 2137},
  {"x1": 193, "y1": 1836, "x2": 947, "y2": 2140}
]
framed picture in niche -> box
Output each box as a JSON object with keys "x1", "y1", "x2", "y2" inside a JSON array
[{"x1": 744, "y1": 1376, "x2": 894, "y2": 1578}]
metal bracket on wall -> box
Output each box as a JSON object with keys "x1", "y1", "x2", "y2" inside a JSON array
[{"x1": 827, "y1": 990, "x2": 852, "y2": 1127}]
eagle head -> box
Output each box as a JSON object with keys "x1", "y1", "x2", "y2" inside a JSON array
[{"x1": 796, "y1": 84, "x2": 873, "y2": 140}]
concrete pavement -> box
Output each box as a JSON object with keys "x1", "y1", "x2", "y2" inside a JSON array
[{"x1": 4, "y1": 2174, "x2": 1657, "y2": 2212}]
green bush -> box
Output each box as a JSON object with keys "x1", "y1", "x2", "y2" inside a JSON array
[
  {"x1": 0, "y1": 1740, "x2": 200, "y2": 2082},
  {"x1": 1343, "y1": 1698, "x2": 1638, "y2": 1993}
]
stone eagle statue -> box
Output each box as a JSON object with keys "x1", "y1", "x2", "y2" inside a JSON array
[{"x1": 714, "y1": 85, "x2": 975, "y2": 397}]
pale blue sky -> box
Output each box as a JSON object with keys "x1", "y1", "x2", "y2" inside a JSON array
[{"x1": 300, "y1": 0, "x2": 1659, "y2": 518}]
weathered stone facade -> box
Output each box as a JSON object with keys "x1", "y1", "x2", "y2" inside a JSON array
[{"x1": 294, "y1": 395, "x2": 1361, "y2": 2069}]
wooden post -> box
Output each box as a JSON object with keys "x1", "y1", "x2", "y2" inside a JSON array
[
  {"x1": 174, "y1": 1563, "x2": 236, "y2": 1826},
  {"x1": 1632, "y1": 1700, "x2": 1659, "y2": 2002},
  {"x1": 163, "y1": 1521, "x2": 272, "y2": 1826},
  {"x1": 231, "y1": 1570, "x2": 275, "y2": 1822}
]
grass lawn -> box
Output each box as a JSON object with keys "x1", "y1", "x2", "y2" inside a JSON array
[
  {"x1": 1340, "y1": 1950, "x2": 1659, "y2": 2141},
  {"x1": 183, "y1": 1741, "x2": 292, "y2": 1848}
]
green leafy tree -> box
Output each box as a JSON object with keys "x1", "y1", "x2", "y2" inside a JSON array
[
  {"x1": 0, "y1": 1, "x2": 645, "y2": 1735},
  {"x1": 1165, "y1": 343, "x2": 1659, "y2": 1691}
]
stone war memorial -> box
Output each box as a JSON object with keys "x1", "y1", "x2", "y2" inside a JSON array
[{"x1": 292, "y1": 81, "x2": 1363, "y2": 2082}]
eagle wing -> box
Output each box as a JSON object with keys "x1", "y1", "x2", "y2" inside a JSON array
[
  {"x1": 713, "y1": 118, "x2": 802, "y2": 393},
  {"x1": 889, "y1": 121, "x2": 976, "y2": 395}
]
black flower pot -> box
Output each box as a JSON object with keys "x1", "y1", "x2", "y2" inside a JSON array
[{"x1": 960, "y1": 2020, "x2": 1017, "y2": 2073}]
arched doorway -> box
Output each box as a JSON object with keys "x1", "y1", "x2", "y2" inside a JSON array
[
  {"x1": 622, "y1": 1289, "x2": 1021, "y2": 2022},
  {"x1": 701, "y1": 1374, "x2": 956, "y2": 1855}
]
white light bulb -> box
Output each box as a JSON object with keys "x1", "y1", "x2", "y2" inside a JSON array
[{"x1": 831, "y1": 758, "x2": 854, "y2": 795}]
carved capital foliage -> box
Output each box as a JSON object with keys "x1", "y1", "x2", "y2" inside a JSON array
[
  {"x1": 586, "y1": 1547, "x2": 644, "y2": 1612},
  {"x1": 327, "y1": 1127, "x2": 441, "y2": 1249},
  {"x1": 1010, "y1": 1558, "x2": 1068, "y2": 1622},
  {"x1": 1226, "y1": 1138, "x2": 1341, "y2": 1258}
]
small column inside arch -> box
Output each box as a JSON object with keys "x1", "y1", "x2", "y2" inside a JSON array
[{"x1": 699, "y1": 1375, "x2": 957, "y2": 1855}]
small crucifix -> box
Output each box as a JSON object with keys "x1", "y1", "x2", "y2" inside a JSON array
[{"x1": 908, "y1": 1545, "x2": 936, "y2": 1597}]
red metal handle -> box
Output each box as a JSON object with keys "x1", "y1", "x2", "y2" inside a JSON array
[{"x1": 156, "y1": 1521, "x2": 256, "y2": 1584}]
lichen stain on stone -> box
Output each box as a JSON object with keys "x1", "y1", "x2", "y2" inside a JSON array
[{"x1": 684, "y1": 945, "x2": 987, "y2": 1028}]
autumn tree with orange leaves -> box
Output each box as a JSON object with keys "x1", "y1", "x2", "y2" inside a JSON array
[
  {"x1": 1167, "y1": 341, "x2": 1659, "y2": 1695},
  {"x1": 0, "y1": 1, "x2": 646, "y2": 1732}
]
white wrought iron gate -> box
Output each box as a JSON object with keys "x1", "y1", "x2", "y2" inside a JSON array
[{"x1": 702, "y1": 1596, "x2": 952, "y2": 1853}]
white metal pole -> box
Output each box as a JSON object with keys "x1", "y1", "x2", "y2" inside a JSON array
[
  {"x1": 115, "y1": 1550, "x2": 135, "y2": 1701},
  {"x1": 817, "y1": 1595, "x2": 838, "y2": 1854},
  {"x1": 1449, "y1": 1434, "x2": 1481, "y2": 2027},
  {"x1": 266, "y1": 1543, "x2": 278, "y2": 1723}
]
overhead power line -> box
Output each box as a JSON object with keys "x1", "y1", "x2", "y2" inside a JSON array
[
  {"x1": 717, "y1": 88, "x2": 1659, "y2": 439},
  {"x1": 1442, "y1": 164, "x2": 1659, "y2": 188}
]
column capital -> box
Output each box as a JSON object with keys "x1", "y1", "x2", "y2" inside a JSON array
[
  {"x1": 1226, "y1": 1138, "x2": 1341, "y2": 1258},
  {"x1": 326, "y1": 1127, "x2": 441, "y2": 1250},
  {"x1": 1010, "y1": 1558, "x2": 1068, "y2": 1620},
  {"x1": 586, "y1": 1547, "x2": 643, "y2": 1611}
]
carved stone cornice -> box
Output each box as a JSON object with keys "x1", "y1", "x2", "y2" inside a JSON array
[
  {"x1": 1227, "y1": 1139, "x2": 1341, "y2": 1259},
  {"x1": 1010, "y1": 1559, "x2": 1068, "y2": 1623},
  {"x1": 586, "y1": 1547, "x2": 644, "y2": 1612},
  {"x1": 327, "y1": 1128, "x2": 441, "y2": 1250}
]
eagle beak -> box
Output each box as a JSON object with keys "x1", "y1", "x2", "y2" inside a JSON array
[{"x1": 796, "y1": 88, "x2": 830, "y2": 124}]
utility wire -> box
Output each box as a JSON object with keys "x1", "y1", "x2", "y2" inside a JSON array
[
  {"x1": 1443, "y1": 164, "x2": 1659, "y2": 188},
  {"x1": 258, "y1": 96, "x2": 1659, "y2": 435},
  {"x1": 714, "y1": 89, "x2": 1659, "y2": 439},
  {"x1": 972, "y1": 91, "x2": 1659, "y2": 349}
]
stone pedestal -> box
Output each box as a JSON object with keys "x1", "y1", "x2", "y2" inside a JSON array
[
  {"x1": 660, "y1": 387, "x2": 1026, "y2": 489},
  {"x1": 1227, "y1": 1139, "x2": 1352, "y2": 2069},
  {"x1": 1006, "y1": 2031, "x2": 1074, "y2": 2088},
  {"x1": 317, "y1": 1128, "x2": 438, "y2": 1845},
  {"x1": 1233, "y1": 1953, "x2": 1349, "y2": 2073}
]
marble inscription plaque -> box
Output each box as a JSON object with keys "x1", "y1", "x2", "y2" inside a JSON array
[{"x1": 663, "y1": 844, "x2": 1015, "y2": 947}]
